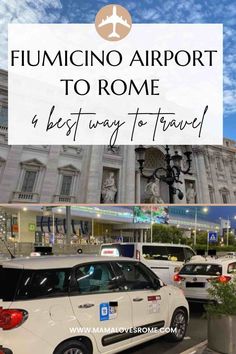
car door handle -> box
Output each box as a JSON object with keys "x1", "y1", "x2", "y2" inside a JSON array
[
  {"x1": 133, "y1": 297, "x2": 144, "y2": 302},
  {"x1": 78, "y1": 303, "x2": 95, "y2": 308}
]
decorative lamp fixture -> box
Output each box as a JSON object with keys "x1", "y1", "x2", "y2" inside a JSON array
[{"x1": 135, "y1": 145, "x2": 193, "y2": 203}]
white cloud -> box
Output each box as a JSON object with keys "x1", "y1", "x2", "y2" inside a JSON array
[
  {"x1": 0, "y1": 0, "x2": 64, "y2": 68},
  {"x1": 224, "y1": 89, "x2": 236, "y2": 113}
]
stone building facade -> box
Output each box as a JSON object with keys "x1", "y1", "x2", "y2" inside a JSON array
[{"x1": 0, "y1": 69, "x2": 236, "y2": 204}]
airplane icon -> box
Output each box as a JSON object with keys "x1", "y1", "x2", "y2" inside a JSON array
[{"x1": 98, "y1": 5, "x2": 131, "y2": 39}]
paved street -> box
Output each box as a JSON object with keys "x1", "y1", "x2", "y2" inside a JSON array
[{"x1": 121, "y1": 303, "x2": 207, "y2": 354}]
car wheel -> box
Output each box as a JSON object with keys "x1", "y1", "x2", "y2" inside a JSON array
[
  {"x1": 165, "y1": 308, "x2": 187, "y2": 342},
  {"x1": 54, "y1": 340, "x2": 90, "y2": 354}
]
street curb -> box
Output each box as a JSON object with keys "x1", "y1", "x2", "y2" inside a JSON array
[{"x1": 180, "y1": 340, "x2": 208, "y2": 354}]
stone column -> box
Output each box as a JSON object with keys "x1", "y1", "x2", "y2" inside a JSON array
[
  {"x1": 40, "y1": 146, "x2": 61, "y2": 203},
  {"x1": 18, "y1": 210, "x2": 36, "y2": 243},
  {"x1": 123, "y1": 146, "x2": 135, "y2": 203},
  {"x1": 223, "y1": 156, "x2": 235, "y2": 203},
  {"x1": 192, "y1": 147, "x2": 209, "y2": 203},
  {"x1": 85, "y1": 145, "x2": 104, "y2": 203},
  {"x1": 140, "y1": 229, "x2": 144, "y2": 243},
  {"x1": 66, "y1": 206, "x2": 71, "y2": 245},
  {"x1": 0, "y1": 145, "x2": 24, "y2": 202},
  {"x1": 78, "y1": 146, "x2": 92, "y2": 202},
  {"x1": 208, "y1": 154, "x2": 222, "y2": 203}
]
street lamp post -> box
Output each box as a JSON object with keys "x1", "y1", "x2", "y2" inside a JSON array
[
  {"x1": 150, "y1": 206, "x2": 153, "y2": 243},
  {"x1": 52, "y1": 210, "x2": 55, "y2": 242},
  {"x1": 225, "y1": 216, "x2": 236, "y2": 246},
  {"x1": 227, "y1": 216, "x2": 230, "y2": 247},
  {"x1": 66, "y1": 206, "x2": 71, "y2": 246},
  {"x1": 186, "y1": 207, "x2": 208, "y2": 246},
  {"x1": 219, "y1": 215, "x2": 236, "y2": 246},
  {"x1": 194, "y1": 209, "x2": 198, "y2": 246},
  {"x1": 135, "y1": 145, "x2": 193, "y2": 203}
]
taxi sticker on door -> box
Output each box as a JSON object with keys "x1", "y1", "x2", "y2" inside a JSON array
[
  {"x1": 100, "y1": 303, "x2": 109, "y2": 321},
  {"x1": 100, "y1": 302, "x2": 118, "y2": 321},
  {"x1": 147, "y1": 295, "x2": 161, "y2": 314}
]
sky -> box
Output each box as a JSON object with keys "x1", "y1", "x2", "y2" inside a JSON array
[{"x1": 0, "y1": 0, "x2": 235, "y2": 139}]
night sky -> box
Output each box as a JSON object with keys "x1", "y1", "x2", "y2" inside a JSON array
[{"x1": 169, "y1": 206, "x2": 236, "y2": 227}]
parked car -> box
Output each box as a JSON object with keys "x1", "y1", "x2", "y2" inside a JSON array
[
  {"x1": 173, "y1": 255, "x2": 236, "y2": 302},
  {"x1": 226, "y1": 252, "x2": 236, "y2": 257},
  {"x1": 0, "y1": 255, "x2": 189, "y2": 354},
  {"x1": 101, "y1": 242, "x2": 196, "y2": 284}
]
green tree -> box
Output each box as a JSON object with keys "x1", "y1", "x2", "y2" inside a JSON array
[
  {"x1": 196, "y1": 231, "x2": 208, "y2": 245},
  {"x1": 152, "y1": 224, "x2": 187, "y2": 244},
  {"x1": 222, "y1": 233, "x2": 236, "y2": 246},
  {"x1": 206, "y1": 277, "x2": 236, "y2": 316}
]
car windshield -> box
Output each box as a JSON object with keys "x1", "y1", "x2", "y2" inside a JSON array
[
  {"x1": 142, "y1": 246, "x2": 185, "y2": 262},
  {"x1": 179, "y1": 263, "x2": 222, "y2": 276}
]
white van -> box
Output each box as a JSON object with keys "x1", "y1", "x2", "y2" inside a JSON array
[{"x1": 101, "y1": 243, "x2": 196, "y2": 285}]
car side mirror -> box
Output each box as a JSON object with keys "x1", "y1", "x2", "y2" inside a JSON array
[{"x1": 152, "y1": 278, "x2": 161, "y2": 290}]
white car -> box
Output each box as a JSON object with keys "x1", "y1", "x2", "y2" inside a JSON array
[
  {"x1": 0, "y1": 255, "x2": 189, "y2": 354},
  {"x1": 226, "y1": 252, "x2": 236, "y2": 257},
  {"x1": 101, "y1": 243, "x2": 195, "y2": 285},
  {"x1": 173, "y1": 255, "x2": 236, "y2": 302}
]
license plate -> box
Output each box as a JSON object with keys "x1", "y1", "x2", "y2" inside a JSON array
[{"x1": 186, "y1": 282, "x2": 205, "y2": 288}]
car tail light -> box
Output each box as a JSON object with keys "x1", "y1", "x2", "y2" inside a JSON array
[
  {"x1": 173, "y1": 273, "x2": 185, "y2": 282},
  {"x1": 218, "y1": 275, "x2": 231, "y2": 283},
  {"x1": 136, "y1": 250, "x2": 140, "y2": 261},
  {"x1": 0, "y1": 309, "x2": 28, "y2": 330},
  {"x1": 207, "y1": 275, "x2": 231, "y2": 283}
]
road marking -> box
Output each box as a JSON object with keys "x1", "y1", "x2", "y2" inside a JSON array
[
  {"x1": 184, "y1": 336, "x2": 191, "y2": 340},
  {"x1": 180, "y1": 340, "x2": 207, "y2": 354}
]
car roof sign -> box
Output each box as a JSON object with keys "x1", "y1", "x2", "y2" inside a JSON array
[{"x1": 101, "y1": 248, "x2": 120, "y2": 257}]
